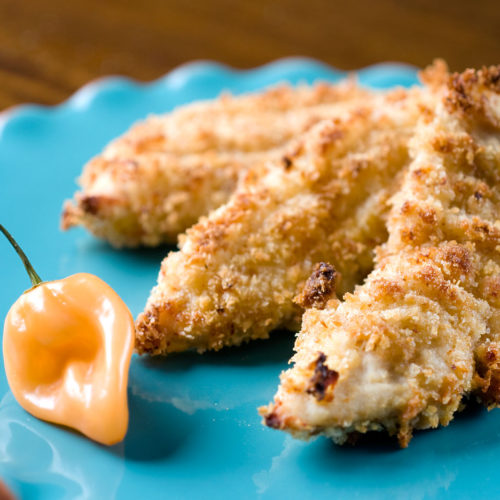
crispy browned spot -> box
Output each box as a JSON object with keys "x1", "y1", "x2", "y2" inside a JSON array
[
  {"x1": 80, "y1": 195, "x2": 102, "y2": 215},
  {"x1": 264, "y1": 410, "x2": 282, "y2": 429},
  {"x1": 475, "y1": 344, "x2": 500, "y2": 407},
  {"x1": 306, "y1": 352, "x2": 339, "y2": 401},
  {"x1": 446, "y1": 65, "x2": 500, "y2": 127},
  {"x1": 135, "y1": 306, "x2": 163, "y2": 354},
  {"x1": 282, "y1": 155, "x2": 293, "y2": 170},
  {"x1": 295, "y1": 262, "x2": 337, "y2": 310}
]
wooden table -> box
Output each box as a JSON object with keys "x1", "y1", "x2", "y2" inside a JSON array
[{"x1": 0, "y1": 0, "x2": 498, "y2": 110}]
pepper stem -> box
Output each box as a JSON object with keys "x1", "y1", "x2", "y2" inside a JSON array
[{"x1": 0, "y1": 224, "x2": 42, "y2": 286}]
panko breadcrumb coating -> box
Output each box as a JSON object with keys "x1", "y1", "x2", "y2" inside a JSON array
[
  {"x1": 261, "y1": 65, "x2": 500, "y2": 447},
  {"x1": 61, "y1": 82, "x2": 375, "y2": 247},
  {"x1": 135, "y1": 73, "x2": 441, "y2": 355}
]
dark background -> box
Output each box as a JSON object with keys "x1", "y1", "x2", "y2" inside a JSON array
[{"x1": 0, "y1": 0, "x2": 498, "y2": 110}]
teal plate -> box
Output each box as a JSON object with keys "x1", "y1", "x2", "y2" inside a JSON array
[{"x1": 1, "y1": 58, "x2": 497, "y2": 500}]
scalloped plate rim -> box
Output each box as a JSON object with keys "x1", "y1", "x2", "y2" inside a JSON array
[{"x1": 0, "y1": 57, "x2": 420, "y2": 133}]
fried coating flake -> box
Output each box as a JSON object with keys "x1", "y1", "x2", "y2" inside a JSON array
[
  {"x1": 135, "y1": 81, "x2": 436, "y2": 355},
  {"x1": 61, "y1": 82, "x2": 374, "y2": 247},
  {"x1": 260, "y1": 65, "x2": 500, "y2": 447}
]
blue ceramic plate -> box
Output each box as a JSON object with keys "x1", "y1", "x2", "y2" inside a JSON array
[{"x1": 1, "y1": 59, "x2": 496, "y2": 500}]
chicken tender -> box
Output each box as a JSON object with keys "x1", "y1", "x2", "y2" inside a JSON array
[
  {"x1": 61, "y1": 82, "x2": 374, "y2": 247},
  {"x1": 261, "y1": 65, "x2": 500, "y2": 447},
  {"x1": 135, "y1": 79, "x2": 438, "y2": 355}
]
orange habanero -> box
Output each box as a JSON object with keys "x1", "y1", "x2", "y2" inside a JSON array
[{"x1": 1, "y1": 224, "x2": 134, "y2": 445}]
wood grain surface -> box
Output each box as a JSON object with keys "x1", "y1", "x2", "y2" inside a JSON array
[{"x1": 0, "y1": 0, "x2": 498, "y2": 110}]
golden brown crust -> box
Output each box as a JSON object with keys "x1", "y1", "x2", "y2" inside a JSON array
[
  {"x1": 62, "y1": 82, "x2": 374, "y2": 247},
  {"x1": 418, "y1": 58, "x2": 450, "y2": 90},
  {"x1": 262, "y1": 65, "x2": 500, "y2": 447},
  {"x1": 445, "y1": 65, "x2": 500, "y2": 129},
  {"x1": 135, "y1": 84, "x2": 433, "y2": 355}
]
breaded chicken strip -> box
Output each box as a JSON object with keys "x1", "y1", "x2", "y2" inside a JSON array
[
  {"x1": 261, "y1": 65, "x2": 500, "y2": 447},
  {"x1": 61, "y1": 82, "x2": 374, "y2": 247},
  {"x1": 135, "y1": 79, "x2": 438, "y2": 355}
]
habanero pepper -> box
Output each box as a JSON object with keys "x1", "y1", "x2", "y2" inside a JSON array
[{"x1": 1, "y1": 224, "x2": 134, "y2": 445}]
